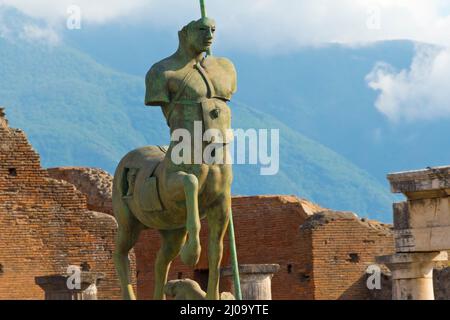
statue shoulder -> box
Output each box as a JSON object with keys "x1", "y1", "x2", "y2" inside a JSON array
[
  {"x1": 145, "y1": 59, "x2": 172, "y2": 106},
  {"x1": 203, "y1": 56, "x2": 236, "y2": 77},
  {"x1": 145, "y1": 59, "x2": 171, "y2": 84}
]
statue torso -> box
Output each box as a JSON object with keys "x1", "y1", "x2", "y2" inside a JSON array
[
  {"x1": 145, "y1": 55, "x2": 237, "y2": 151},
  {"x1": 145, "y1": 55, "x2": 237, "y2": 123},
  {"x1": 143, "y1": 54, "x2": 237, "y2": 213}
]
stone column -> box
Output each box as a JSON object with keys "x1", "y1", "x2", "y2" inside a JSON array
[
  {"x1": 377, "y1": 251, "x2": 448, "y2": 300},
  {"x1": 0, "y1": 107, "x2": 8, "y2": 128},
  {"x1": 35, "y1": 272, "x2": 104, "y2": 300},
  {"x1": 377, "y1": 166, "x2": 450, "y2": 300},
  {"x1": 222, "y1": 264, "x2": 280, "y2": 300}
]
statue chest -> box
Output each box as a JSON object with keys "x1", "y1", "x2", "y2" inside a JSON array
[
  {"x1": 168, "y1": 71, "x2": 208, "y2": 102},
  {"x1": 167, "y1": 62, "x2": 235, "y2": 102}
]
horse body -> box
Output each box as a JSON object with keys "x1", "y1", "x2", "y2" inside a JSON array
[
  {"x1": 113, "y1": 139, "x2": 232, "y2": 300},
  {"x1": 113, "y1": 144, "x2": 231, "y2": 231}
]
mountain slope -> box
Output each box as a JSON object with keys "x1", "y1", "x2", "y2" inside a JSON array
[
  {"x1": 69, "y1": 24, "x2": 450, "y2": 188},
  {"x1": 0, "y1": 27, "x2": 393, "y2": 220},
  {"x1": 231, "y1": 101, "x2": 393, "y2": 218}
]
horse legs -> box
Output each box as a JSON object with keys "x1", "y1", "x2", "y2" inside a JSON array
[
  {"x1": 154, "y1": 228, "x2": 187, "y2": 300},
  {"x1": 178, "y1": 173, "x2": 202, "y2": 267},
  {"x1": 206, "y1": 194, "x2": 231, "y2": 300},
  {"x1": 113, "y1": 201, "x2": 145, "y2": 300}
]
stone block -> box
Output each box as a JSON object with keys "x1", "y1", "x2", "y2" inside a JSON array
[
  {"x1": 388, "y1": 166, "x2": 450, "y2": 199},
  {"x1": 389, "y1": 166, "x2": 450, "y2": 252}
]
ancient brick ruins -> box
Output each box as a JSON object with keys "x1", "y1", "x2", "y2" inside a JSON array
[
  {"x1": 298, "y1": 211, "x2": 394, "y2": 299},
  {"x1": 3, "y1": 106, "x2": 448, "y2": 300},
  {"x1": 0, "y1": 108, "x2": 134, "y2": 299},
  {"x1": 138, "y1": 197, "x2": 395, "y2": 300},
  {"x1": 45, "y1": 166, "x2": 397, "y2": 300},
  {"x1": 47, "y1": 167, "x2": 113, "y2": 215}
]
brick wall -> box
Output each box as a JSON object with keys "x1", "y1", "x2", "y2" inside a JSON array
[
  {"x1": 135, "y1": 199, "x2": 395, "y2": 300},
  {"x1": 300, "y1": 211, "x2": 394, "y2": 300},
  {"x1": 43, "y1": 154, "x2": 398, "y2": 301},
  {"x1": 135, "y1": 195, "x2": 324, "y2": 300},
  {"x1": 45, "y1": 165, "x2": 397, "y2": 300},
  {"x1": 0, "y1": 108, "x2": 132, "y2": 299},
  {"x1": 6, "y1": 106, "x2": 449, "y2": 300},
  {"x1": 47, "y1": 167, "x2": 113, "y2": 215}
]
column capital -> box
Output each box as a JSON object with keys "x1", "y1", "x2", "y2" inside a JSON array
[
  {"x1": 221, "y1": 264, "x2": 280, "y2": 300},
  {"x1": 376, "y1": 252, "x2": 448, "y2": 279},
  {"x1": 221, "y1": 264, "x2": 280, "y2": 277},
  {"x1": 387, "y1": 166, "x2": 450, "y2": 199},
  {"x1": 35, "y1": 272, "x2": 105, "y2": 300}
]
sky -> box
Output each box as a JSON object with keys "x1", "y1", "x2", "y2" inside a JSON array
[
  {"x1": 1, "y1": 0, "x2": 450, "y2": 122},
  {"x1": 1, "y1": 0, "x2": 450, "y2": 49},
  {"x1": 367, "y1": 44, "x2": 450, "y2": 122}
]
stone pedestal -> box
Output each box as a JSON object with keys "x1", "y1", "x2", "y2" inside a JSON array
[
  {"x1": 35, "y1": 272, "x2": 104, "y2": 300},
  {"x1": 377, "y1": 251, "x2": 448, "y2": 300},
  {"x1": 222, "y1": 264, "x2": 280, "y2": 300},
  {"x1": 377, "y1": 166, "x2": 450, "y2": 300}
]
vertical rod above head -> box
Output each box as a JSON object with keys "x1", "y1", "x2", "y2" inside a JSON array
[
  {"x1": 200, "y1": 0, "x2": 207, "y2": 18},
  {"x1": 199, "y1": 0, "x2": 211, "y2": 56}
]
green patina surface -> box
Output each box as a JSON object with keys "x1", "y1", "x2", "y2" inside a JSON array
[{"x1": 113, "y1": 6, "x2": 238, "y2": 300}]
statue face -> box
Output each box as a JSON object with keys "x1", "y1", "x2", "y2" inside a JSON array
[{"x1": 187, "y1": 18, "x2": 216, "y2": 53}]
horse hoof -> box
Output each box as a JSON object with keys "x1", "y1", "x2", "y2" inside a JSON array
[{"x1": 180, "y1": 243, "x2": 201, "y2": 267}]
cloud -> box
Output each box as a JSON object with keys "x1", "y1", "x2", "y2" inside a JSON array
[
  {"x1": 1, "y1": 0, "x2": 150, "y2": 24},
  {"x1": 366, "y1": 45, "x2": 450, "y2": 122},
  {"x1": 1, "y1": 0, "x2": 450, "y2": 50},
  {"x1": 2, "y1": 1, "x2": 450, "y2": 124},
  {"x1": 19, "y1": 24, "x2": 60, "y2": 44},
  {"x1": 0, "y1": 20, "x2": 9, "y2": 39}
]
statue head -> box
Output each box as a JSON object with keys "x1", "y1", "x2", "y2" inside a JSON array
[{"x1": 178, "y1": 17, "x2": 216, "y2": 54}]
